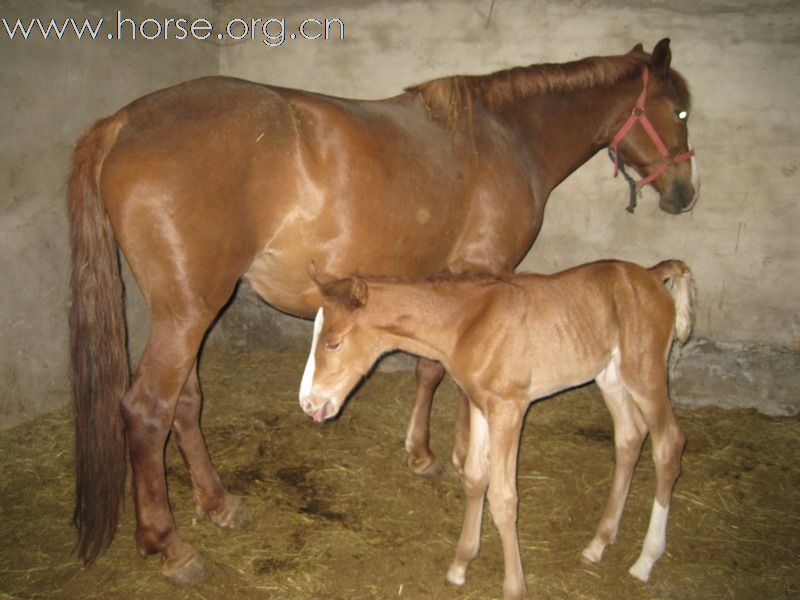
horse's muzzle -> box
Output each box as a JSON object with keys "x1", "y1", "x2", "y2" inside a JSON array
[{"x1": 660, "y1": 179, "x2": 697, "y2": 214}]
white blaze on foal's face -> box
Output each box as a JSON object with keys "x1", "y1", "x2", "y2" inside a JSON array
[
  {"x1": 298, "y1": 305, "x2": 353, "y2": 423},
  {"x1": 299, "y1": 307, "x2": 324, "y2": 409},
  {"x1": 298, "y1": 301, "x2": 379, "y2": 424}
]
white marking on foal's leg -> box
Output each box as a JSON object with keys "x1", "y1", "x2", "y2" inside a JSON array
[
  {"x1": 299, "y1": 308, "x2": 324, "y2": 404},
  {"x1": 629, "y1": 499, "x2": 669, "y2": 582}
]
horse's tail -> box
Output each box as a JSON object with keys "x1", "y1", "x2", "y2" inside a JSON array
[
  {"x1": 649, "y1": 259, "x2": 696, "y2": 345},
  {"x1": 67, "y1": 112, "x2": 129, "y2": 565}
]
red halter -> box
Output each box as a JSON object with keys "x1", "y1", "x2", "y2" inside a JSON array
[{"x1": 608, "y1": 68, "x2": 695, "y2": 193}]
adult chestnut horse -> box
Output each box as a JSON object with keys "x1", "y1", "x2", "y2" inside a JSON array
[
  {"x1": 68, "y1": 39, "x2": 696, "y2": 581},
  {"x1": 299, "y1": 260, "x2": 695, "y2": 598}
]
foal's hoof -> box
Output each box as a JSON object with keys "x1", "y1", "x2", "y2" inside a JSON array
[
  {"x1": 163, "y1": 549, "x2": 211, "y2": 586},
  {"x1": 407, "y1": 454, "x2": 443, "y2": 477},
  {"x1": 580, "y1": 544, "x2": 603, "y2": 565},
  {"x1": 445, "y1": 564, "x2": 467, "y2": 587},
  {"x1": 208, "y1": 494, "x2": 253, "y2": 529}
]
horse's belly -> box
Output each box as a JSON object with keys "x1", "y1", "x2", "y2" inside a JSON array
[
  {"x1": 242, "y1": 214, "x2": 462, "y2": 319},
  {"x1": 243, "y1": 250, "x2": 320, "y2": 319}
]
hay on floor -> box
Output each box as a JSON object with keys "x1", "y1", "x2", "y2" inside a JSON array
[{"x1": 1, "y1": 348, "x2": 798, "y2": 599}]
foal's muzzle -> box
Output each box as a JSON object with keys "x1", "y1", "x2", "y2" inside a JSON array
[{"x1": 300, "y1": 395, "x2": 337, "y2": 423}]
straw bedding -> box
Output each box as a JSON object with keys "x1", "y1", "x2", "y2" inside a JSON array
[{"x1": 1, "y1": 348, "x2": 797, "y2": 599}]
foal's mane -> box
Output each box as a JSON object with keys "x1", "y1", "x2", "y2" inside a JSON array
[
  {"x1": 319, "y1": 272, "x2": 520, "y2": 308},
  {"x1": 407, "y1": 52, "x2": 651, "y2": 125}
]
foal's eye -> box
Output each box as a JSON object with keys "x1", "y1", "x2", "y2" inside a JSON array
[
  {"x1": 324, "y1": 340, "x2": 342, "y2": 352},
  {"x1": 675, "y1": 109, "x2": 688, "y2": 121}
]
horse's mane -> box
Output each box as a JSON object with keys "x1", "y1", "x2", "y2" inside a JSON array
[{"x1": 407, "y1": 52, "x2": 653, "y2": 125}]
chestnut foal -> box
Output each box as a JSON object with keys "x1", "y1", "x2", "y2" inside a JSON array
[{"x1": 299, "y1": 260, "x2": 694, "y2": 599}]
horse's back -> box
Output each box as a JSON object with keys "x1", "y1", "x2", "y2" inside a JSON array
[{"x1": 93, "y1": 75, "x2": 539, "y2": 317}]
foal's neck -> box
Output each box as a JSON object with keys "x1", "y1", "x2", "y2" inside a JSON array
[{"x1": 365, "y1": 280, "x2": 482, "y2": 365}]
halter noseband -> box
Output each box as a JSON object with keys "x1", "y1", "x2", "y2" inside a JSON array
[{"x1": 608, "y1": 67, "x2": 695, "y2": 213}]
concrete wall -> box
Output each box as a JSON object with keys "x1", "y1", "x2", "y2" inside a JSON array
[
  {"x1": 0, "y1": 0, "x2": 217, "y2": 427},
  {"x1": 1, "y1": 0, "x2": 798, "y2": 427}
]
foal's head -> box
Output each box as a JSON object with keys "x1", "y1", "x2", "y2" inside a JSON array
[
  {"x1": 299, "y1": 275, "x2": 382, "y2": 423},
  {"x1": 612, "y1": 39, "x2": 699, "y2": 214}
]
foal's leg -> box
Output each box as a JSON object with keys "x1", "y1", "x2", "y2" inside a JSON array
[
  {"x1": 581, "y1": 357, "x2": 648, "y2": 564},
  {"x1": 446, "y1": 402, "x2": 489, "y2": 587},
  {"x1": 486, "y1": 401, "x2": 526, "y2": 600},
  {"x1": 121, "y1": 317, "x2": 212, "y2": 584},
  {"x1": 621, "y1": 363, "x2": 686, "y2": 582},
  {"x1": 405, "y1": 358, "x2": 445, "y2": 475},
  {"x1": 451, "y1": 391, "x2": 471, "y2": 476},
  {"x1": 172, "y1": 364, "x2": 252, "y2": 529}
]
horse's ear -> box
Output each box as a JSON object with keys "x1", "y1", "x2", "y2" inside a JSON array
[
  {"x1": 349, "y1": 276, "x2": 368, "y2": 308},
  {"x1": 629, "y1": 43, "x2": 644, "y2": 54},
  {"x1": 651, "y1": 38, "x2": 672, "y2": 76}
]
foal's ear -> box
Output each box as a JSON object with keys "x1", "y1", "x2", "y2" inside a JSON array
[
  {"x1": 629, "y1": 42, "x2": 644, "y2": 54},
  {"x1": 651, "y1": 38, "x2": 672, "y2": 76},
  {"x1": 348, "y1": 276, "x2": 368, "y2": 308},
  {"x1": 308, "y1": 260, "x2": 337, "y2": 288}
]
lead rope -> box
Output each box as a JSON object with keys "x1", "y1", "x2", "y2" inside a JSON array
[{"x1": 608, "y1": 147, "x2": 639, "y2": 213}]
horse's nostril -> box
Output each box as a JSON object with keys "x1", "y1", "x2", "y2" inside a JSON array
[{"x1": 661, "y1": 179, "x2": 694, "y2": 214}]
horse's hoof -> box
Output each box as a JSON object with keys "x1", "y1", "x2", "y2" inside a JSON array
[
  {"x1": 407, "y1": 454, "x2": 443, "y2": 477},
  {"x1": 207, "y1": 494, "x2": 253, "y2": 529},
  {"x1": 163, "y1": 549, "x2": 211, "y2": 586}
]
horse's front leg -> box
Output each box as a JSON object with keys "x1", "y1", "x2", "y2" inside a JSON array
[
  {"x1": 404, "y1": 358, "x2": 445, "y2": 475},
  {"x1": 172, "y1": 364, "x2": 252, "y2": 530},
  {"x1": 486, "y1": 401, "x2": 526, "y2": 600}
]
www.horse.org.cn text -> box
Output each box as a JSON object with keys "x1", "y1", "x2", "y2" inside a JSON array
[{"x1": 1, "y1": 12, "x2": 346, "y2": 47}]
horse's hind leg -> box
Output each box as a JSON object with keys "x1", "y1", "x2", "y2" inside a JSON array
[
  {"x1": 620, "y1": 358, "x2": 686, "y2": 582},
  {"x1": 582, "y1": 353, "x2": 648, "y2": 565},
  {"x1": 404, "y1": 358, "x2": 445, "y2": 475},
  {"x1": 172, "y1": 364, "x2": 252, "y2": 529},
  {"x1": 121, "y1": 315, "x2": 214, "y2": 585},
  {"x1": 627, "y1": 387, "x2": 685, "y2": 581}
]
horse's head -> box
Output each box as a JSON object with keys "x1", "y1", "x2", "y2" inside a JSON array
[
  {"x1": 610, "y1": 39, "x2": 700, "y2": 214},
  {"x1": 299, "y1": 272, "x2": 382, "y2": 423}
]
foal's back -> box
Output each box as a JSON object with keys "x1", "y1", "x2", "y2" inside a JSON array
[{"x1": 461, "y1": 261, "x2": 678, "y2": 402}]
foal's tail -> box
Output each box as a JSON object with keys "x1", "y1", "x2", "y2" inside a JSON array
[
  {"x1": 649, "y1": 260, "x2": 696, "y2": 344},
  {"x1": 67, "y1": 113, "x2": 129, "y2": 565}
]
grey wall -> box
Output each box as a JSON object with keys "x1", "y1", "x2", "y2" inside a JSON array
[
  {"x1": 2, "y1": 0, "x2": 798, "y2": 427},
  {"x1": 0, "y1": 0, "x2": 217, "y2": 427}
]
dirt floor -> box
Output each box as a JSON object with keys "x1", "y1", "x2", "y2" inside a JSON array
[{"x1": 1, "y1": 348, "x2": 798, "y2": 599}]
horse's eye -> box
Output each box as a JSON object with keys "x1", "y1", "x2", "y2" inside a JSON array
[
  {"x1": 676, "y1": 109, "x2": 688, "y2": 121},
  {"x1": 324, "y1": 340, "x2": 342, "y2": 352}
]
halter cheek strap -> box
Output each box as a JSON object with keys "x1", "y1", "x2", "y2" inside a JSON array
[{"x1": 608, "y1": 68, "x2": 696, "y2": 212}]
